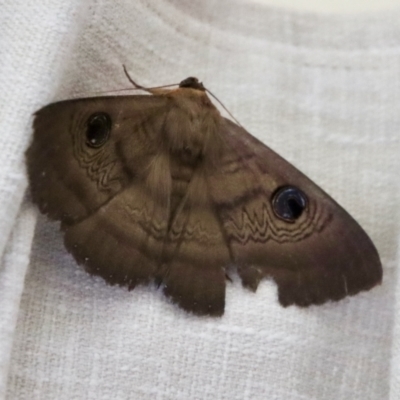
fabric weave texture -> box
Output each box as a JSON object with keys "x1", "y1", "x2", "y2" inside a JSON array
[{"x1": 0, "y1": 1, "x2": 399, "y2": 399}]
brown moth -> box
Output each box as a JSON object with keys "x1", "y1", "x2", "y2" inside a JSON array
[{"x1": 26, "y1": 73, "x2": 382, "y2": 316}]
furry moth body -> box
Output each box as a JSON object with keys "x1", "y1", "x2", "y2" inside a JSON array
[{"x1": 26, "y1": 76, "x2": 382, "y2": 316}]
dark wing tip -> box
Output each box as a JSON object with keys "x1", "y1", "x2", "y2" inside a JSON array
[{"x1": 274, "y1": 219, "x2": 382, "y2": 308}]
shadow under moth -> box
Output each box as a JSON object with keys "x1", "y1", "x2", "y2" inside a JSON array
[{"x1": 26, "y1": 71, "x2": 382, "y2": 316}]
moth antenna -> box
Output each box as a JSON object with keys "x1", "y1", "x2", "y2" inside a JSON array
[
  {"x1": 205, "y1": 88, "x2": 243, "y2": 127},
  {"x1": 86, "y1": 87, "x2": 145, "y2": 95},
  {"x1": 71, "y1": 87, "x2": 145, "y2": 97},
  {"x1": 123, "y1": 64, "x2": 146, "y2": 90},
  {"x1": 122, "y1": 65, "x2": 178, "y2": 94}
]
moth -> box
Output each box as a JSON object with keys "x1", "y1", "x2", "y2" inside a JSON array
[{"x1": 26, "y1": 70, "x2": 382, "y2": 316}]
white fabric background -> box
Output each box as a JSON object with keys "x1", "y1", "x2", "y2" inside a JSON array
[
  {"x1": 1, "y1": 1, "x2": 399, "y2": 399},
  {"x1": 254, "y1": 0, "x2": 400, "y2": 13}
]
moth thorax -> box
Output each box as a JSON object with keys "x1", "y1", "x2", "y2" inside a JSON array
[
  {"x1": 167, "y1": 90, "x2": 219, "y2": 140},
  {"x1": 167, "y1": 119, "x2": 217, "y2": 161}
]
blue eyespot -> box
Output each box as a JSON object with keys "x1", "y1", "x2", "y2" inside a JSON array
[
  {"x1": 272, "y1": 186, "x2": 308, "y2": 222},
  {"x1": 86, "y1": 112, "x2": 111, "y2": 148}
]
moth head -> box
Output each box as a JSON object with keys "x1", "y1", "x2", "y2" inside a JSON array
[
  {"x1": 85, "y1": 112, "x2": 112, "y2": 148},
  {"x1": 271, "y1": 185, "x2": 308, "y2": 222},
  {"x1": 179, "y1": 77, "x2": 206, "y2": 92}
]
